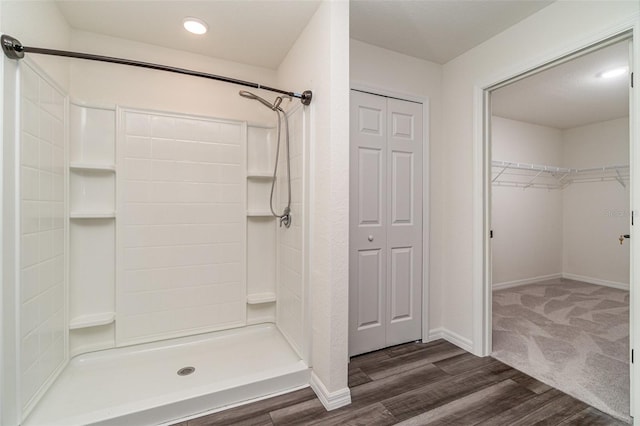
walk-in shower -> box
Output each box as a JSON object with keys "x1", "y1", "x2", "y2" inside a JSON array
[
  {"x1": 240, "y1": 90, "x2": 292, "y2": 228},
  {"x1": 2, "y1": 31, "x2": 312, "y2": 426}
]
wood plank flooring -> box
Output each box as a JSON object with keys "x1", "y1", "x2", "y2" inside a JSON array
[{"x1": 174, "y1": 339, "x2": 628, "y2": 426}]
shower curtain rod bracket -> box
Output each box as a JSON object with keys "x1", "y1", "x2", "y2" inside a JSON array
[
  {"x1": 1, "y1": 34, "x2": 313, "y2": 105},
  {"x1": 300, "y1": 90, "x2": 312, "y2": 106},
  {"x1": 2, "y1": 34, "x2": 24, "y2": 60}
]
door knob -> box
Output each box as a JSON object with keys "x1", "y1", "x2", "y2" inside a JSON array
[{"x1": 368, "y1": 235, "x2": 374, "y2": 242}]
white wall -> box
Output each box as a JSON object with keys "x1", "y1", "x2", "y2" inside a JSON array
[
  {"x1": 69, "y1": 30, "x2": 277, "y2": 124},
  {"x1": 491, "y1": 117, "x2": 630, "y2": 288},
  {"x1": 277, "y1": 0, "x2": 351, "y2": 408},
  {"x1": 349, "y1": 39, "x2": 444, "y2": 334},
  {"x1": 18, "y1": 61, "x2": 67, "y2": 419},
  {"x1": 562, "y1": 117, "x2": 630, "y2": 287},
  {"x1": 440, "y1": 0, "x2": 639, "y2": 350},
  {"x1": 491, "y1": 117, "x2": 563, "y2": 286},
  {"x1": 0, "y1": 1, "x2": 71, "y2": 90},
  {"x1": 117, "y1": 110, "x2": 247, "y2": 346},
  {"x1": 1, "y1": 3, "x2": 71, "y2": 425},
  {"x1": 277, "y1": 105, "x2": 308, "y2": 359}
]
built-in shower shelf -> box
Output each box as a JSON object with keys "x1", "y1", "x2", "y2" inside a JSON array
[
  {"x1": 70, "y1": 211, "x2": 116, "y2": 219},
  {"x1": 69, "y1": 312, "x2": 115, "y2": 330},
  {"x1": 247, "y1": 171, "x2": 274, "y2": 179},
  {"x1": 247, "y1": 292, "x2": 277, "y2": 304},
  {"x1": 70, "y1": 162, "x2": 116, "y2": 172},
  {"x1": 247, "y1": 210, "x2": 274, "y2": 217}
]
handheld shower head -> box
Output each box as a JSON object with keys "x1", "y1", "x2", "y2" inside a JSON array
[
  {"x1": 272, "y1": 96, "x2": 283, "y2": 110},
  {"x1": 239, "y1": 90, "x2": 282, "y2": 111}
]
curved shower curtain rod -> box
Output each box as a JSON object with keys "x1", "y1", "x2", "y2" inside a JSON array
[{"x1": 1, "y1": 34, "x2": 313, "y2": 106}]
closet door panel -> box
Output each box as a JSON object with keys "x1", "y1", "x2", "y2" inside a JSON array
[
  {"x1": 349, "y1": 91, "x2": 388, "y2": 355},
  {"x1": 386, "y1": 98, "x2": 423, "y2": 346},
  {"x1": 391, "y1": 151, "x2": 414, "y2": 224},
  {"x1": 359, "y1": 148, "x2": 383, "y2": 226},
  {"x1": 356, "y1": 249, "x2": 384, "y2": 328},
  {"x1": 390, "y1": 246, "x2": 413, "y2": 322}
]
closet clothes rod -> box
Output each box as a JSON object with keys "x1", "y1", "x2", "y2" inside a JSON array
[{"x1": 1, "y1": 34, "x2": 313, "y2": 106}]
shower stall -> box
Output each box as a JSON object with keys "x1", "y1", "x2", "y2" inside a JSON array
[{"x1": 1, "y1": 26, "x2": 313, "y2": 425}]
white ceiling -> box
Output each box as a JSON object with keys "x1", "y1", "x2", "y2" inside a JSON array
[
  {"x1": 55, "y1": 1, "x2": 629, "y2": 129},
  {"x1": 350, "y1": 0, "x2": 554, "y2": 64},
  {"x1": 55, "y1": 0, "x2": 322, "y2": 70},
  {"x1": 57, "y1": 0, "x2": 555, "y2": 70},
  {"x1": 492, "y1": 40, "x2": 630, "y2": 129}
]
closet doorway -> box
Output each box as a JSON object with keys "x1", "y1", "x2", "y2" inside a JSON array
[
  {"x1": 489, "y1": 39, "x2": 631, "y2": 421},
  {"x1": 348, "y1": 89, "x2": 424, "y2": 357}
]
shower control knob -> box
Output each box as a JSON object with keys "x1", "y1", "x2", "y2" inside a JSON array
[{"x1": 368, "y1": 235, "x2": 374, "y2": 242}]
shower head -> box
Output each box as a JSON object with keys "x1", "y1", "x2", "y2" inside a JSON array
[{"x1": 239, "y1": 90, "x2": 283, "y2": 111}]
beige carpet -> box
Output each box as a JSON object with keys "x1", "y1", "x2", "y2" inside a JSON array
[{"x1": 492, "y1": 278, "x2": 630, "y2": 423}]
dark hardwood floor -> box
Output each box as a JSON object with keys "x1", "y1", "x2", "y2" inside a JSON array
[{"x1": 174, "y1": 339, "x2": 627, "y2": 426}]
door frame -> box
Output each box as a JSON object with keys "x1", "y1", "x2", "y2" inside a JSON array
[
  {"x1": 472, "y1": 15, "x2": 640, "y2": 418},
  {"x1": 349, "y1": 83, "x2": 431, "y2": 343}
]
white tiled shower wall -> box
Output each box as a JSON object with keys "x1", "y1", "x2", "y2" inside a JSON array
[
  {"x1": 277, "y1": 105, "x2": 307, "y2": 356},
  {"x1": 118, "y1": 110, "x2": 247, "y2": 346},
  {"x1": 19, "y1": 62, "x2": 67, "y2": 414}
]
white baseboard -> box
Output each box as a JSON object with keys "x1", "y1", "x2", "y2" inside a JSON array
[
  {"x1": 426, "y1": 327, "x2": 473, "y2": 352},
  {"x1": 562, "y1": 273, "x2": 629, "y2": 290},
  {"x1": 492, "y1": 273, "x2": 562, "y2": 290},
  {"x1": 492, "y1": 272, "x2": 629, "y2": 291},
  {"x1": 310, "y1": 371, "x2": 351, "y2": 411}
]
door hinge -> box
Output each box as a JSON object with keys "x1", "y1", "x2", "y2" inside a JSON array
[
  {"x1": 632, "y1": 349, "x2": 634, "y2": 364},
  {"x1": 490, "y1": 230, "x2": 494, "y2": 238},
  {"x1": 632, "y1": 72, "x2": 635, "y2": 88},
  {"x1": 633, "y1": 211, "x2": 635, "y2": 226}
]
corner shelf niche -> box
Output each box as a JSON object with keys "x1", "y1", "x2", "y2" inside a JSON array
[
  {"x1": 247, "y1": 292, "x2": 277, "y2": 304},
  {"x1": 247, "y1": 171, "x2": 274, "y2": 179},
  {"x1": 68, "y1": 101, "x2": 117, "y2": 355},
  {"x1": 70, "y1": 212, "x2": 116, "y2": 219},
  {"x1": 247, "y1": 210, "x2": 273, "y2": 217},
  {"x1": 70, "y1": 162, "x2": 116, "y2": 172},
  {"x1": 246, "y1": 125, "x2": 277, "y2": 325},
  {"x1": 69, "y1": 312, "x2": 115, "y2": 330}
]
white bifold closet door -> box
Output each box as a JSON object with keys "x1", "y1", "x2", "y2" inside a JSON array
[{"x1": 349, "y1": 90, "x2": 423, "y2": 357}]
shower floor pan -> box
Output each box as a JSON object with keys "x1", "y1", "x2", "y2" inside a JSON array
[{"x1": 24, "y1": 323, "x2": 310, "y2": 426}]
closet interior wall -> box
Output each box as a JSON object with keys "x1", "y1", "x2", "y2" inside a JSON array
[{"x1": 492, "y1": 116, "x2": 630, "y2": 289}]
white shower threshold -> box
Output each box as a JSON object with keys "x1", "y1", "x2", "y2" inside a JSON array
[{"x1": 24, "y1": 323, "x2": 310, "y2": 426}]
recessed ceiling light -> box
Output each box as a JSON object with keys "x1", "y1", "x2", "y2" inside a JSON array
[
  {"x1": 598, "y1": 67, "x2": 628, "y2": 79},
  {"x1": 183, "y1": 17, "x2": 208, "y2": 35}
]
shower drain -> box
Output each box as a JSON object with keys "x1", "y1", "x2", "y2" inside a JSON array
[{"x1": 177, "y1": 366, "x2": 195, "y2": 376}]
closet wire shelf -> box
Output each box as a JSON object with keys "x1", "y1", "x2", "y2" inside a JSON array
[{"x1": 492, "y1": 160, "x2": 629, "y2": 190}]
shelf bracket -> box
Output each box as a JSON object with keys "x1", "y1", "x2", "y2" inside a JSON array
[
  {"x1": 492, "y1": 164, "x2": 510, "y2": 183},
  {"x1": 523, "y1": 170, "x2": 544, "y2": 190},
  {"x1": 615, "y1": 168, "x2": 626, "y2": 188}
]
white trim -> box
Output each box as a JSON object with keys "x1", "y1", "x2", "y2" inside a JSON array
[
  {"x1": 562, "y1": 273, "x2": 629, "y2": 291},
  {"x1": 426, "y1": 327, "x2": 474, "y2": 353},
  {"x1": 301, "y1": 105, "x2": 312, "y2": 366},
  {"x1": 629, "y1": 15, "x2": 640, "y2": 421},
  {"x1": 492, "y1": 274, "x2": 562, "y2": 290},
  {"x1": 491, "y1": 273, "x2": 630, "y2": 291},
  {"x1": 157, "y1": 384, "x2": 311, "y2": 425},
  {"x1": 349, "y1": 82, "x2": 431, "y2": 345},
  {"x1": 309, "y1": 371, "x2": 351, "y2": 411},
  {"x1": 472, "y1": 87, "x2": 492, "y2": 357},
  {"x1": 13, "y1": 54, "x2": 22, "y2": 424},
  {"x1": 474, "y1": 14, "x2": 640, "y2": 360}
]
